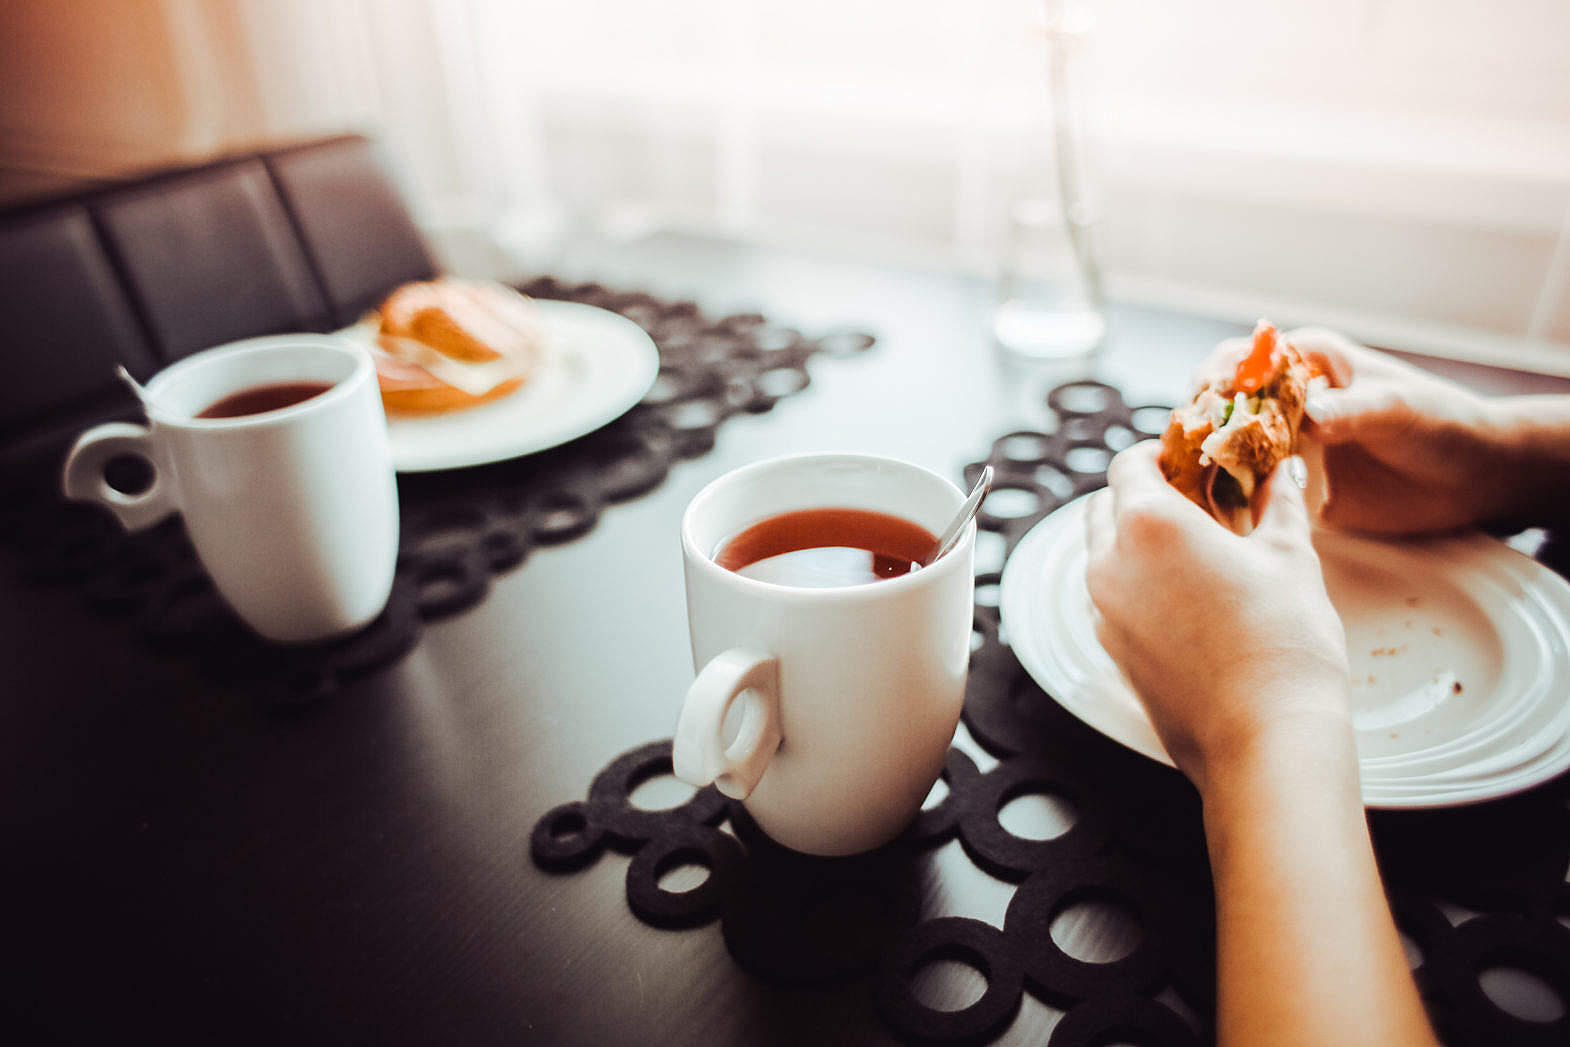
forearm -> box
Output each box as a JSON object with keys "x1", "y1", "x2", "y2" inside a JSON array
[
  {"x1": 1483, "y1": 396, "x2": 1570, "y2": 529},
  {"x1": 1201, "y1": 709, "x2": 1437, "y2": 1047}
]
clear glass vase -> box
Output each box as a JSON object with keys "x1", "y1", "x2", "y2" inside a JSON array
[{"x1": 993, "y1": 0, "x2": 1106, "y2": 368}]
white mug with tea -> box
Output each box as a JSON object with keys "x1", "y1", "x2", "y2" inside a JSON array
[
  {"x1": 62, "y1": 335, "x2": 399, "y2": 644},
  {"x1": 674, "y1": 453, "x2": 975, "y2": 856}
]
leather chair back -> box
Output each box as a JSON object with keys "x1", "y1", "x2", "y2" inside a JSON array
[
  {"x1": 266, "y1": 136, "x2": 438, "y2": 327},
  {"x1": 0, "y1": 134, "x2": 436, "y2": 473},
  {"x1": 94, "y1": 158, "x2": 330, "y2": 362},
  {"x1": 0, "y1": 205, "x2": 152, "y2": 444}
]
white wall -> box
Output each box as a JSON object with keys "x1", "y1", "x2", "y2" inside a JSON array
[{"x1": 3, "y1": 0, "x2": 1567, "y2": 358}]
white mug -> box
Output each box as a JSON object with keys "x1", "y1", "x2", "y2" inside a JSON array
[
  {"x1": 673, "y1": 453, "x2": 975, "y2": 856},
  {"x1": 61, "y1": 335, "x2": 399, "y2": 644}
]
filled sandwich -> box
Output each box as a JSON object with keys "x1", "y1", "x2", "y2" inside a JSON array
[
  {"x1": 369, "y1": 279, "x2": 544, "y2": 415},
  {"x1": 1159, "y1": 321, "x2": 1324, "y2": 534}
]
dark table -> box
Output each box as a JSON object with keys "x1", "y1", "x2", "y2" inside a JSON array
[{"x1": 6, "y1": 234, "x2": 1569, "y2": 1045}]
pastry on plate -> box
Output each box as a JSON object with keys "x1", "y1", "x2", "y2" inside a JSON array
[{"x1": 370, "y1": 279, "x2": 545, "y2": 415}]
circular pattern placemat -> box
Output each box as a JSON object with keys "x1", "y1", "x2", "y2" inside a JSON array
[
  {"x1": 532, "y1": 380, "x2": 1570, "y2": 1047},
  {"x1": 0, "y1": 277, "x2": 873, "y2": 703}
]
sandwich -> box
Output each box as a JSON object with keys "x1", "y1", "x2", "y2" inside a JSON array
[
  {"x1": 369, "y1": 279, "x2": 544, "y2": 414},
  {"x1": 1159, "y1": 321, "x2": 1324, "y2": 534}
]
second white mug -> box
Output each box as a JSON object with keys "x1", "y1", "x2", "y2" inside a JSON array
[
  {"x1": 61, "y1": 335, "x2": 399, "y2": 644},
  {"x1": 673, "y1": 453, "x2": 975, "y2": 856}
]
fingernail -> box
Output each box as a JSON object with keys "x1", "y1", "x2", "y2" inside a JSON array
[
  {"x1": 1287, "y1": 455, "x2": 1308, "y2": 490},
  {"x1": 1305, "y1": 392, "x2": 1334, "y2": 422}
]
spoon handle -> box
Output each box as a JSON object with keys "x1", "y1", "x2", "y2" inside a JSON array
[
  {"x1": 924, "y1": 465, "x2": 993, "y2": 567},
  {"x1": 117, "y1": 366, "x2": 155, "y2": 408}
]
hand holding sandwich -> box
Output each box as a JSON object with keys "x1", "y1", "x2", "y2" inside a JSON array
[
  {"x1": 1257, "y1": 327, "x2": 1570, "y2": 534},
  {"x1": 1086, "y1": 441, "x2": 1438, "y2": 1047},
  {"x1": 1085, "y1": 442, "x2": 1347, "y2": 793},
  {"x1": 1079, "y1": 322, "x2": 1570, "y2": 1046}
]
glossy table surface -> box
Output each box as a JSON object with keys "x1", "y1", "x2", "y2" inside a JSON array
[{"x1": 6, "y1": 233, "x2": 1570, "y2": 1046}]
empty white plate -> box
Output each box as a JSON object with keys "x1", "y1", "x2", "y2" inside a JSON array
[{"x1": 999, "y1": 495, "x2": 1570, "y2": 808}]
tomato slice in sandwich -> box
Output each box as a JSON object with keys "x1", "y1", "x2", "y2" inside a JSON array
[{"x1": 1233, "y1": 322, "x2": 1279, "y2": 395}]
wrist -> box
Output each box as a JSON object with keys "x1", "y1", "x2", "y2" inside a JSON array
[
  {"x1": 1200, "y1": 709, "x2": 1365, "y2": 878},
  {"x1": 1193, "y1": 701, "x2": 1356, "y2": 804}
]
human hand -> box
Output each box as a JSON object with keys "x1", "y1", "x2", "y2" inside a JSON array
[
  {"x1": 1282, "y1": 327, "x2": 1521, "y2": 534},
  {"x1": 1084, "y1": 442, "x2": 1350, "y2": 794}
]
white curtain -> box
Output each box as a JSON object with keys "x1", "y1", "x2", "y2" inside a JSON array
[{"x1": 156, "y1": 0, "x2": 1570, "y2": 350}]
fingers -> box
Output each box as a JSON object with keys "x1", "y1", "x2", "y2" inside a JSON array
[
  {"x1": 1083, "y1": 490, "x2": 1116, "y2": 646},
  {"x1": 1282, "y1": 326, "x2": 1361, "y2": 388},
  {"x1": 1286, "y1": 326, "x2": 1417, "y2": 388},
  {"x1": 1088, "y1": 449, "x2": 1156, "y2": 610},
  {"x1": 1297, "y1": 438, "x2": 1330, "y2": 519},
  {"x1": 1303, "y1": 383, "x2": 1406, "y2": 444},
  {"x1": 1253, "y1": 455, "x2": 1312, "y2": 546},
  {"x1": 1105, "y1": 440, "x2": 1164, "y2": 500},
  {"x1": 1090, "y1": 445, "x2": 1163, "y2": 578},
  {"x1": 1290, "y1": 329, "x2": 1407, "y2": 443},
  {"x1": 1106, "y1": 441, "x2": 1214, "y2": 529},
  {"x1": 1085, "y1": 488, "x2": 1114, "y2": 564},
  {"x1": 1106, "y1": 440, "x2": 1193, "y2": 507}
]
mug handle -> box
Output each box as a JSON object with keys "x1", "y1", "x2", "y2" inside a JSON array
[
  {"x1": 61, "y1": 422, "x2": 178, "y2": 532},
  {"x1": 673, "y1": 648, "x2": 783, "y2": 800}
]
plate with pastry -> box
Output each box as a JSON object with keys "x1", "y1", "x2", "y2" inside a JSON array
[{"x1": 347, "y1": 279, "x2": 659, "y2": 472}]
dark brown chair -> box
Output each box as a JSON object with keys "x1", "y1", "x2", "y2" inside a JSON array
[
  {"x1": 93, "y1": 158, "x2": 331, "y2": 362},
  {"x1": 0, "y1": 204, "x2": 151, "y2": 465},
  {"x1": 0, "y1": 133, "x2": 437, "y2": 477},
  {"x1": 265, "y1": 135, "x2": 438, "y2": 327}
]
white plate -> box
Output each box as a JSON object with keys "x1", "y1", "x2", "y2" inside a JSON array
[
  {"x1": 998, "y1": 494, "x2": 1570, "y2": 808},
  {"x1": 377, "y1": 300, "x2": 659, "y2": 472},
  {"x1": 1362, "y1": 728, "x2": 1570, "y2": 804},
  {"x1": 1325, "y1": 530, "x2": 1570, "y2": 777}
]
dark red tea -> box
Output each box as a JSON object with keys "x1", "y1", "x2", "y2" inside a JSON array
[
  {"x1": 714, "y1": 507, "x2": 936, "y2": 587},
  {"x1": 196, "y1": 381, "x2": 334, "y2": 419}
]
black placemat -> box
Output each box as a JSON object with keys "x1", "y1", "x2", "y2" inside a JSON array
[
  {"x1": 532, "y1": 379, "x2": 1570, "y2": 1047},
  {"x1": 0, "y1": 278, "x2": 873, "y2": 703}
]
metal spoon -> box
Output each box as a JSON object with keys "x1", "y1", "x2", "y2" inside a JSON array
[
  {"x1": 921, "y1": 465, "x2": 993, "y2": 567},
  {"x1": 116, "y1": 366, "x2": 163, "y2": 416}
]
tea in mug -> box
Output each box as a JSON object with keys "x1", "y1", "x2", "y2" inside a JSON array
[
  {"x1": 713, "y1": 507, "x2": 936, "y2": 587},
  {"x1": 197, "y1": 381, "x2": 335, "y2": 419}
]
